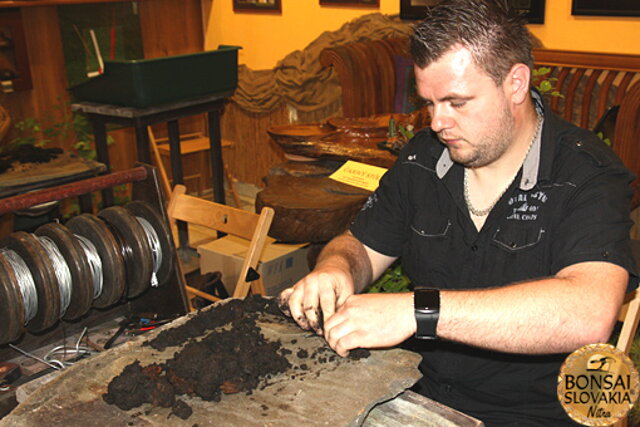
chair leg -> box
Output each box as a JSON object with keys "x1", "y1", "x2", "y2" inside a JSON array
[{"x1": 251, "y1": 278, "x2": 267, "y2": 296}]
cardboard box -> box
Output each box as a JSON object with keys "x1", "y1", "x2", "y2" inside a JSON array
[{"x1": 198, "y1": 235, "x2": 310, "y2": 296}]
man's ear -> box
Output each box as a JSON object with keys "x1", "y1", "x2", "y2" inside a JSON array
[{"x1": 504, "y1": 63, "x2": 531, "y2": 105}]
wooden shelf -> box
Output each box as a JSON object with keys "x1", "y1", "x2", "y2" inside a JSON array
[{"x1": 0, "y1": 0, "x2": 134, "y2": 8}]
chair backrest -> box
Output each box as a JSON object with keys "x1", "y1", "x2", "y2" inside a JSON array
[
  {"x1": 320, "y1": 37, "x2": 410, "y2": 118},
  {"x1": 532, "y1": 49, "x2": 640, "y2": 131},
  {"x1": 167, "y1": 184, "x2": 275, "y2": 299},
  {"x1": 532, "y1": 49, "x2": 640, "y2": 208},
  {"x1": 617, "y1": 289, "x2": 640, "y2": 354}
]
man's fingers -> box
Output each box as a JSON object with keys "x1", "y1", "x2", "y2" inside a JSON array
[
  {"x1": 304, "y1": 306, "x2": 322, "y2": 334},
  {"x1": 288, "y1": 286, "x2": 310, "y2": 330},
  {"x1": 302, "y1": 279, "x2": 321, "y2": 333},
  {"x1": 318, "y1": 288, "x2": 337, "y2": 334},
  {"x1": 315, "y1": 273, "x2": 346, "y2": 335},
  {"x1": 278, "y1": 268, "x2": 353, "y2": 335},
  {"x1": 334, "y1": 335, "x2": 354, "y2": 358},
  {"x1": 277, "y1": 288, "x2": 293, "y2": 317},
  {"x1": 324, "y1": 314, "x2": 355, "y2": 358}
]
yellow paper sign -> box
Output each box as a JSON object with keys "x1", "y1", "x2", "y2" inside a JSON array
[{"x1": 329, "y1": 160, "x2": 388, "y2": 192}]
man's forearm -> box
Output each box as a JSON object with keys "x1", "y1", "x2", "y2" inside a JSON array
[
  {"x1": 436, "y1": 262, "x2": 627, "y2": 354},
  {"x1": 315, "y1": 233, "x2": 373, "y2": 294}
]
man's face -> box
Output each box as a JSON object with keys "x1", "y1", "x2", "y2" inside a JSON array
[{"x1": 414, "y1": 46, "x2": 515, "y2": 168}]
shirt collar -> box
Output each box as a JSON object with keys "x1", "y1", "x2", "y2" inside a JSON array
[{"x1": 435, "y1": 90, "x2": 545, "y2": 191}]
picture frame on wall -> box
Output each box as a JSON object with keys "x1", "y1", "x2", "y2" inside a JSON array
[
  {"x1": 399, "y1": 0, "x2": 438, "y2": 20},
  {"x1": 511, "y1": 0, "x2": 545, "y2": 24},
  {"x1": 400, "y1": 0, "x2": 545, "y2": 23},
  {"x1": 320, "y1": 0, "x2": 379, "y2": 6},
  {"x1": 233, "y1": 0, "x2": 282, "y2": 13},
  {"x1": 572, "y1": 0, "x2": 640, "y2": 17}
]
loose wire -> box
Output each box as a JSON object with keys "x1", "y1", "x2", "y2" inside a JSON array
[
  {"x1": 136, "y1": 216, "x2": 162, "y2": 287},
  {"x1": 43, "y1": 327, "x2": 95, "y2": 367},
  {"x1": 74, "y1": 234, "x2": 103, "y2": 300},
  {"x1": 37, "y1": 236, "x2": 72, "y2": 317},
  {"x1": 9, "y1": 344, "x2": 64, "y2": 371},
  {"x1": 9, "y1": 327, "x2": 97, "y2": 371},
  {"x1": 1, "y1": 249, "x2": 38, "y2": 324}
]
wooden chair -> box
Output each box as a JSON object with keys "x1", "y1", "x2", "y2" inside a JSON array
[
  {"x1": 614, "y1": 295, "x2": 636, "y2": 427},
  {"x1": 530, "y1": 50, "x2": 640, "y2": 209},
  {"x1": 611, "y1": 242, "x2": 640, "y2": 427},
  {"x1": 167, "y1": 184, "x2": 274, "y2": 307},
  {"x1": 614, "y1": 291, "x2": 638, "y2": 427},
  {"x1": 617, "y1": 240, "x2": 640, "y2": 355},
  {"x1": 148, "y1": 127, "x2": 242, "y2": 207},
  {"x1": 319, "y1": 37, "x2": 410, "y2": 118},
  {"x1": 616, "y1": 289, "x2": 640, "y2": 354}
]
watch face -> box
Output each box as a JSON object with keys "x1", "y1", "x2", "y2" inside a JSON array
[{"x1": 414, "y1": 288, "x2": 440, "y2": 310}]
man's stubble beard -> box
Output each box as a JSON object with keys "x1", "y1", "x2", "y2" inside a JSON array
[{"x1": 442, "y1": 102, "x2": 515, "y2": 168}]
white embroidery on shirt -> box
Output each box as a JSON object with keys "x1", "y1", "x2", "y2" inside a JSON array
[
  {"x1": 507, "y1": 191, "x2": 548, "y2": 221},
  {"x1": 360, "y1": 193, "x2": 378, "y2": 211}
]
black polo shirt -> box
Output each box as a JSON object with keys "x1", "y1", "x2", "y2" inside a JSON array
[{"x1": 350, "y1": 99, "x2": 638, "y2": 425}]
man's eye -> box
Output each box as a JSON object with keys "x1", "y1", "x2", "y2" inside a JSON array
[{"x1": 451, "y1": 101, "x2": 466, "y2": 108}]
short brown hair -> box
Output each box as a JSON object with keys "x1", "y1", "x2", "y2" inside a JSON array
[{"x1": 410, "y1": 0, "x2": 533, "y2": 85}]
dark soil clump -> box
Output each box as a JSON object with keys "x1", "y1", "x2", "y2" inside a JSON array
[
  {"x1": 144, "y1": 295, "x2": 283, "y2": 351},
  {"x1": 171, "y1": 399, "x2": 192, "y2": 420},
  {"x1": 349, "y1": 348, "x2": 371, "y2": 360},
  {"x1": 103, "y1": 296, "x2": 292, "y2": 419},
  {"x1": 103, "y1": 295, "x2": 370, "y2": 421}
]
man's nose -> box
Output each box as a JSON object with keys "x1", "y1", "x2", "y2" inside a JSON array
[{"x1": 430, "y1": 105, "x2": 453, "y2": 133}]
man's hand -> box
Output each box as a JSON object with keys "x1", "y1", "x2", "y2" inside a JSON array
[
  {"x1": 278, "y1": 264, "x2": 355, "y2": 334},
  {"x1": 324, "y1": 293, "x2": 415, "y2": 357},
  {"x1": 278, "y1": 232, "x2": 397, "y2": 339}
]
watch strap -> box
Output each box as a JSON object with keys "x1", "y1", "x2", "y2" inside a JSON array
[
  {"x1": 415, "y1": 309, "x2": 439, "y2": 339},
  {"x1": 414, "y1": 288, "x2": 440, "y2": 340}
]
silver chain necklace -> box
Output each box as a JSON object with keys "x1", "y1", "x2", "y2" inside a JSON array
[{"x1": 464, "y1": 113, "x2": 543, "y2": 217}]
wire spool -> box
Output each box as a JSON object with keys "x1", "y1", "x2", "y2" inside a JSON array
[
  {"x1": 0, "y1": 251, "x2": 25, "y2": 345},
  {"x1": 66, "y1": 214, "x2": 125, "y2": 309},
  {"x1": 125, "y1": 200, "x2": 175, "y2": 287},
  {"x1": 35, "y1": 223, "x2": 93, "y2": 321},
  {"x1": 98, "y1": 206, "x2": 152, "y2": 298},
  {"x1": 1, "y1": 232, "x2": 61, "y2": 334}
]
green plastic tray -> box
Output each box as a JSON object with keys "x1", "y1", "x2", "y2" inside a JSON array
[{"x1": 69, "y1": 45, "x2": 240, "y2": 108}]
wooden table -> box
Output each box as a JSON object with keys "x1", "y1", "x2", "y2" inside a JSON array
[
  {"x1": 4, "y1": 304, "x2": 483, "y2": 426},
  {"x1": 73, "y1": 92, "x2": 233, "y2": 248},
  {"x1": 72, "y1": 91, "x2": 232, "y2": 207}
]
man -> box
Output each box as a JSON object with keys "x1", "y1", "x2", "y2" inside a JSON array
[{"x1": 279, "y1": 0, "x2": 638, "y2": 424}]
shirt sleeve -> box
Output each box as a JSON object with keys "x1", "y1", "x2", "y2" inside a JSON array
[
  {"x1": 551, "y1": 152, "x2": 639, "y2": 292},
  {"x1": 350, "y1": 152, "x2": 413, "y2": 257}
]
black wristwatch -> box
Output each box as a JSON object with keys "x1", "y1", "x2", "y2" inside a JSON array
[{"x1": 414, "y1": 288, "x2": 440, "y2": 340}]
